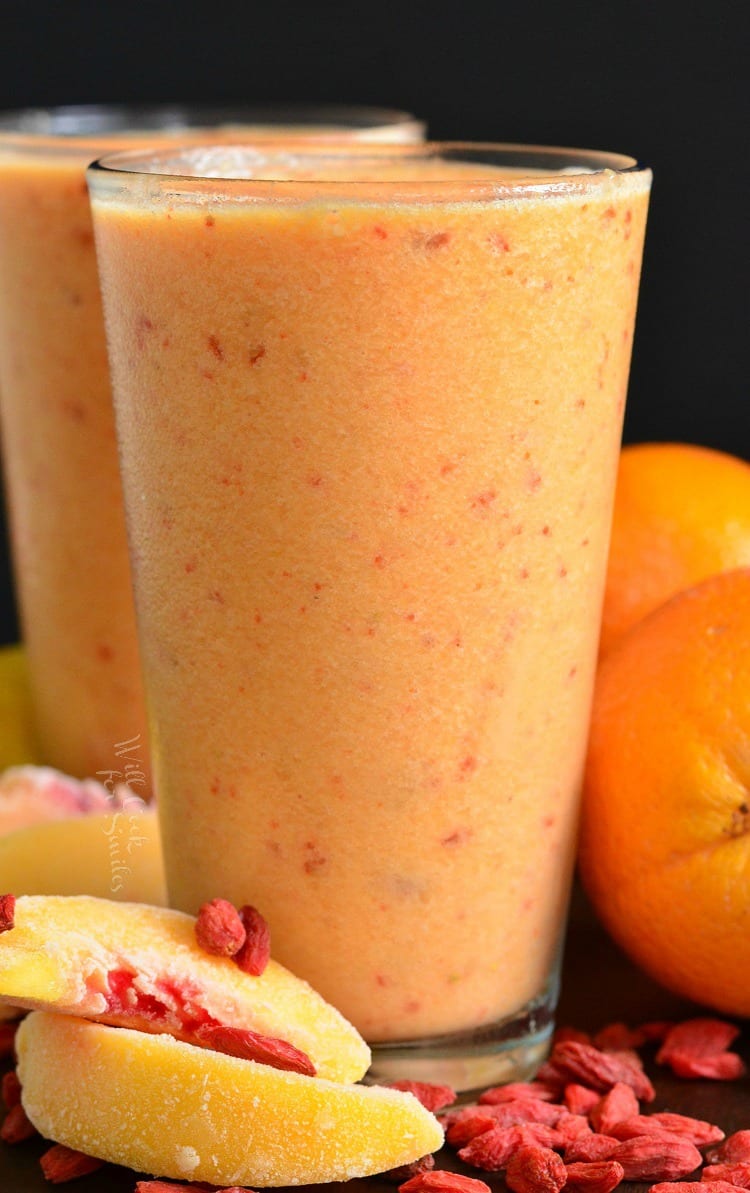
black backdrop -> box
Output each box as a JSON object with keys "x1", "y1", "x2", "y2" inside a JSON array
[{"x1": 0, "y1": 0, "x2": 746, "y2": 643}]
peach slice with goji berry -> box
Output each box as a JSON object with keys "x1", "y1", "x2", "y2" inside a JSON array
[
  {"x1": 16, "y1": 1010, "x2": 443, "y2": 1186},
  {"x1": 0, "y1": 894, "x2": 369, "y2": 1082},
  {"x1": 0, "y1": 809, "x2": 165, "y2": 903}
]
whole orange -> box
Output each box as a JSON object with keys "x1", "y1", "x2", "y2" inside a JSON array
[
  {"x1": 579, "y1": 568, "x2": 750, "y2": 1015},
  {"x1": 600, "y1": 443, "x2": 750, "y2": 655}
]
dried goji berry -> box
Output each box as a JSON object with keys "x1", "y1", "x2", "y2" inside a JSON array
[
  {"x1": 234, "y1": 905, "x2": 272, "y2": 976},
  {"x1": 135, "y1": 1183, "x2": 188, "y2": 1192},
  {"x1": 39, "y1": 1144, "x2": 105, "y2": 1183},
  {"x1": 609, "y1": 1112, "x2": 724, "y2": 1146},
  {"x1": 446, "y1": 1099, "x2": 564, "y2": 1145},
  {"x1": 436, "y1": 1107, "x2": 464, "y2": 1133},
  {"x1": 194, "y1": 898, "x2": 246, "y2": 957},
  {"x1": 550, "y1": 1041, "x2": 655, "y2": 1102},
  {"x1": 606, "y1": 1046, "x2": 645, "y2": 1067},
  {"x1": 564, "y1": 1084, "x2": 601, "y2": 1116},
  {"x1": 702, "y1": 1162, "x2": 750, "y2": 1187},
  {"x1": 398, "y1": 1171, "x2": 491, "y2": 1193},
  {"x1": 483, "y1": 1098, "x2": 567, "y2": 1127},
  {"x1": 136, "y1": 1184, "x2": 194, "y2": 1192},
  {"x1": 652, "y1": 1183, "x2": 745, "y2": 1193},
  {"x1": 382, "y1": 1154, "x2": 436, "y2": 1183},
  {"x1": 590, "y1": 1082, "x2": 640, "y2": 1133},
  {"x1": 478, "y1": 1081, "x2": 557, "y2": 1104},
  {"x1": 564, "y1": 1160, "x2": 625, "y2": 1193},
  {"x1": 0, "y1": 894, "x2": 15, "y2": 933},
  {"x1": 564, "y1": 1136, "x2": 621, "y2": 1164},
  {"x1": 659, "y1": 1018, "x2": 740, "y2": 1058},
  {"x1": 458, "y1": 1124, "x2": 560, "y2": 1171},
  {"x1": 594, "y1": 1023, "x2": 645, "y2": 1051},
  {"x1": 610, "y1": 1135, "x2": 702, "y2": 1181},
  {"x1": 387, "y1": 1081, "x2": 456, "y2": 1112},
  {"x1": 636, "y1": 1020, "x2": 675, "y2": 1044},
  {"x1": 194, "y1": 1023, "x2": 315, "y2": 1075},
  {"x1": 533, "y1": 1061, "x2": 567, "y2": 1097},
  {"x1": 664, "y1": 1051, "x2": 746, "y2": 1081},
  {"x1": 1, "y1": 1069, "x2": 21, "y2": 1109},
  {"x1": 709, "y1": 1133, "x2": 750, "y2": 1165},
  {"x1": 446, "y1": 1108, "x2": 505, "y2": 1148},
  {"x1": 505, "y1": 1145, "x2": 567, "y2": 1193},
  {"x1": 592, "y1": 1020, "x2": 672, "y2": 1050},
  {"x1": 555, "y1": 1116, "x2": 594, "y2": 1146},
  {"x1": 0, "y1": 1102, "x2": 37, "y2": 1143}
]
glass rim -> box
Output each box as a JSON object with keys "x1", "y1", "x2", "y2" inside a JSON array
[
  {"x1": 86, "y1": 141, "x2": 650, "y2": 204},
  {"x1": 0, "y1": 103, "x2": 426, "y2": 152}
]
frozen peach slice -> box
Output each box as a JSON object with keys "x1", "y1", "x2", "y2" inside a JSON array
[
  {"x1": 0, "y1": 810, "x2": 166, "y2": 903},
  {"x1": 17, "y1": 1011, "x2": 443, "y2": 1186},
  {"x1": 0, "y1": 894, "x2": 370, "y2": 1081},
  {"x1": 0, "y1": 765, "x2": 138, "y2": 837}
]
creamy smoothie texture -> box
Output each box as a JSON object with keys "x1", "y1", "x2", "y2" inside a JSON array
[{"x1": 92, "y1": 154, "x2": 650, "y2": 1041}]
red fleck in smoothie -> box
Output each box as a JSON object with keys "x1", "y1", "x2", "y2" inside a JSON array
[
  {"x1": 89, "y1": 144, "x2": 650, "y2": 1079},
  {"x1": 0, "y1": 108, "x2": 423, "y2": 785}
]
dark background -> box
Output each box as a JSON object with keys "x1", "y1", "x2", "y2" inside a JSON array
[{"x1": 0, "y1": 0, "x2": 746, "y2": 644}]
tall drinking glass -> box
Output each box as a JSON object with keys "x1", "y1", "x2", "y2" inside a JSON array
[
  {"x1": 89, "y1": 142, "x2": 650, "y2": 1087},
  {"x1": 0, "y1": 105, "x2": 424, "y2": 789}
]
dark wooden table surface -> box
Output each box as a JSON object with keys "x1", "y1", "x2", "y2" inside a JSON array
[{"x1": 3, "y1": 890, "x2": 748, "y2": 1192}]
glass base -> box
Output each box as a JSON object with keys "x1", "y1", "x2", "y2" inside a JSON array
[{"x1": 365, "y1": 981, "x2": 558, "y2": 1094}]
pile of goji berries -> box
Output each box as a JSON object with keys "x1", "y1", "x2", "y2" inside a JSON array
[
  {"x1": 2, "y1": 1014, "x2": 749, "y2": 1190},
  {"x1": 396, "y1": 1017, "x2": 750, "y2": 1193}
]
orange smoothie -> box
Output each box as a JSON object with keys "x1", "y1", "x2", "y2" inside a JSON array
[
  {"x1": 0, "y1": 109, "x2": 423, "y2": 785},
  {"x1": 0, "y1": 140, "x2": 144, "y2": 783},
  {"x1": 90, "y1": 146, "x2": 650, "y2": 1051}
]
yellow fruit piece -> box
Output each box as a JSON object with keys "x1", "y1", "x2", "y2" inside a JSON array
[
  {"x1": 0, "y1": 810, "x2": 166, "y2": 903},
  {"x1": 0, "y1": 894, "x2": 370, "y2": 1081},
  {"x1": 17, "y1": 1011, "x2": 441, "y2": 1186},
  {"x1": 0, "y1": 645, "x2": 38, "y2": 770}
]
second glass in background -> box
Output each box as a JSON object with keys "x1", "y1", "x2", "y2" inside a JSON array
[{"x1": 0, "y1": 104, "x2": 424, "y2": 788}]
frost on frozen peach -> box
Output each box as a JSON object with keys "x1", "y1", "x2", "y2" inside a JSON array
[{"x1": 16, "y1": 1011, "x2": 443, "y2": 1186}]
